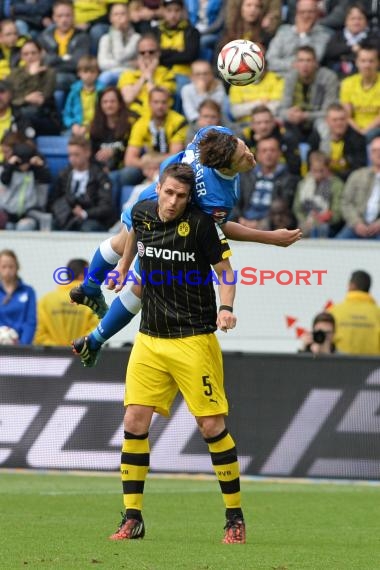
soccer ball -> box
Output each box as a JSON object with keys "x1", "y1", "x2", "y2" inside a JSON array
[
  {"x1": 217, "y1": 39, "x2": 265, "y2": 86},
  {"x1": 0, "y1": 325, "x2": 19, "y2": 345}
]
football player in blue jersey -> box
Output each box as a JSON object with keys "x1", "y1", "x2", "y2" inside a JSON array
[{"x1": 71, "y1": 126, "x2": 302, "y2": 366}]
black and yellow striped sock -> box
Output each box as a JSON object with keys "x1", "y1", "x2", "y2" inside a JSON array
[
  {"x1": 205, "y1": 428, "x2": 242, "y2": 516},
  {"x1": 121, "y1": 430, "x2": 150, "y2": 518}
]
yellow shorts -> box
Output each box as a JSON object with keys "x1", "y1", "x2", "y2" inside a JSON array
[{"x1": 125, "y1": 332, "x2": 229, "y2": 417}]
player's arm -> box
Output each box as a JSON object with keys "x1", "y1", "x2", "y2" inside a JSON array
[
  {"x1": 213, "y1": 258, "x2": 237, "y2": 333},
  {"x1": 114, "y1": 228, "x2": 137, "y2": 293},
  {"x1": 223, "y1": 221, "x2": 302, "y2": 247}
]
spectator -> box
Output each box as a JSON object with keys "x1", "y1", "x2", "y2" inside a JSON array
[
  {"x1": 38, "y1": 0, "x2": 91, "y2": 94},
  {"x1": 63, "y1": 55, "x2": 104, "y2": 136},
  {"x1": 266, "y1": 0, "x2": 331, "y2": 77},
  {"x1": 3, "y1": 0, "x2": 54, "y2": 38},
  {"x1": 0, "y1": 80, "x2": 36, "y2": 161},
  {"x1": 265, "y1": 196, "x2": 298, "y2": 230},
  {"x1": 72, "y1": 0, "x2": 110, "y2": 55},
  {"x1": 7, "y1": 39, "x2": 61, "y2": 136},
  {"x1": 339, "y1": 44, "x2": 380, "y2": 143},
  {"x1": 232, "y1": 136, "x2": 300, "y2": 228},
  {"x1": 219, "y1": 0, "x2": 273, "y2": 51},
  {"x1": 153, "y1": 0, "x2": 200, "y2": 96},
  {"x1": 97, "y1": 3, "x2": 141, "y2": 87},
  {"x1": 242, "y1": 105, "x2": 301, "y2": 175},
  {"x1": 184, "y1": 0, "x2": 224, "y2": 61},
  {"x1": 180, "y1": 59, "x2": 227, "y2": 124},
  {"x1": 323, "y1": 5, "x2": 380, "y2": 79},
  {"x1": 285, "y1": 0, "x2": 351, "y2": 29},
  {"x1": 299, "y1": 312, "x2": 337, "y2": 354},
  {"x1": 89, "y1": 86, "x2": 138, "y2": 209},
  {"x1": 128, "y1": 0, "x2": 163, "y2": 35},
  {"x1": 117, "y1": 33, "x2": 176, "y2": 117},
  {"x1": 124, "y1": 85, "x2": 187, "y2": 186},
  {"x1": 49, "y1": 135, "x2": 115, "y2": 231},
  {"x1": 349, "y1": 0, "x2": 380, "y2": 32},
  {"x1": 120, "y1": 151, "x2": 162, "y2": 211},
  {"x1": 0, "y1": 249, "x2": 37, "y2": 345},
  {"x1": 308, "y1": 102, "x2": 368, "y2": 181},
  {"x1": 278, "y1": 46, "x2": 339, "y2": 144},
  {"x1": 329, "y1": 270, "x2": 380, "y2": 355},
  {"x1": 223, "y1": 0, "x2": 281, "y2": 38},
  {"x1": 34, "y1": 258, "x2": 98, "y2": 346},
  {"x1": 228, "y1": 65, "x2": 284, "y2": 126},
  {"x1": 0, "y1": 20, "x2": 26, "y2": 80},
  {"x1": 0, "y1": 138, "x2": 51, "y2": 230},
  {"x1": 185, "y1": 99, "x2": 239, "y2": 144},
  {"x1": 336, "y1": 136, "x2": 380, "y2": 239},
  {"x1": 292, "y1": 150, "x2": 344, "y2": 237}
]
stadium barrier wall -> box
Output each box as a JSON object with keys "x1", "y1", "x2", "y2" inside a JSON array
[
  {"x1": 1, "y1": 346, "x2": 380, "y2": 480},
  {"x1": 2, "y1": 231, "x2": 380, "y2": 353}
]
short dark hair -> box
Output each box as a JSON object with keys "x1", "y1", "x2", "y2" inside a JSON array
[
  {"x1": 350, "y1": 270, "x2": 371, "y2": 292},
  {"x1": 313, "y1": 312, "x2": 335, "y2": 331},
  {"x1": 251, "y1": 105, "x2": 273, "y2": 118},
  {"x1": 53, "y1": 0, "x2": 74, "y2": 11},
  {"x1": 159, "y1": 163, "x2": 195, "y2": 193},
  {"x1": 296, "y1": 45, "x2": 317, "y2": 59},
  {"x1": 198, "y1": 99, "x2": 221, "y2": 115},
  {"x1": 68, "y1": 135, "x2": 91, "y2": 149},
  {"x1": 198, "y1": 129, "x2": 238, "y2": 169},
  {"x1": 67, "y1": 259, "x2": 89, "y2": 280},
  {"x1": 326, "y1": 102, "x2": 346, "y2": 114}
]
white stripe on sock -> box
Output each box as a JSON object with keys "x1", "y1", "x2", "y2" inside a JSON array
[
  {"x1": 119, "y1": 286, "x2": 142, "y2": 314},
  {"x1": 99, "y1": 237, "x2": 122, "y2": 265}
]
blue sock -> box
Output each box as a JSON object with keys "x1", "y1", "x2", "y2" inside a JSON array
[
  {"x1": 82, "y1": 239, "x2": 121, "y2": 296},
  {"x1": 87, "y1": 297, "x2": 135, "y2": 349}
]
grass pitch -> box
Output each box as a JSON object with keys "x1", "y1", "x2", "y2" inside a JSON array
[{"x1": 0, "y1": 472, "x2": 380, "y2": 570}]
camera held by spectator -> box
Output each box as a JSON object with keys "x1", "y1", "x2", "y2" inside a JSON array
[{"x1": 299, "y1": 312, "x2": 336, "y2": 355}]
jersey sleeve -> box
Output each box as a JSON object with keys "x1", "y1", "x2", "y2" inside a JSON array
[{"x1": 199, "y1": 216, "x2": 232, "y2": 266}]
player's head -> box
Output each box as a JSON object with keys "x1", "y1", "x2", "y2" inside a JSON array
[
  {"x1": 198, "y1": 129, "x2": 256, "y2": 175},
  {"x1": 156, "y1": 163, "x2": 195, "y2": 222}
]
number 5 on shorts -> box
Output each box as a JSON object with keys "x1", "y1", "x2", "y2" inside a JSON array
[{"x1": 202, "y1": 375, "x2": 213, "y2": 396}]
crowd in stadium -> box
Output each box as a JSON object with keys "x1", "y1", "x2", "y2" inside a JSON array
[{"x1": 0, "y1": 0, "x2": 379, "y2": 238}]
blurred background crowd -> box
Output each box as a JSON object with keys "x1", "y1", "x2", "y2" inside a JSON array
[{"x1": 0, "y1": 0, "x2": 379, "y2": 238}]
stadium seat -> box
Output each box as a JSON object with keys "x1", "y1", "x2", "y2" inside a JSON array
[
  {"x1": 299, "y1": 142, "x2": 311, "y2": 176},
  {"x1": 36, "y1": 135, "x2": 70, "y2": 182}
]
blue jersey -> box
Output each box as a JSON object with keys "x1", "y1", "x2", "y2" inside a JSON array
[{"x1": 121, "y1": 126, "x2": 240, "y2": 230}]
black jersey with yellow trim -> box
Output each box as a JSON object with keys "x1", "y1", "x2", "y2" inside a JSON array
[{"x1": 132, "y1": 199, "x2": 231, "y2": 338}]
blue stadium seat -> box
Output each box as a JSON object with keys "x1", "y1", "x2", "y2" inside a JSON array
[
  {"x1": 36, "y1": 135, "x2": 70, "y2": 182},
  {"x1": 299, "y1": 142, "x2": 311, "y2": 176}
]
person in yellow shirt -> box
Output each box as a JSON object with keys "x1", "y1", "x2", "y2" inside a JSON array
[
  {"x1": 0, "y1": 20, "x2": 26, "y2": 81},
  {"x1": 329, "y1": 270, "x2": 380, "y2": 355},
  {"x1": 62, "y1": 55, "x2": 104, "y2": 136},
  {"x1": 154, "y1": 0, "x2": 200, "y2": 105},
  {"x1": 34, "y1": 259, "x2": 99, "y2": 346},
  {"x1": 73, "y1": 0, "x2": 127, "y2": 54},
  {"x1": 340, "y1": 45, "x2": 380, "y2": 143},
  {"x1": 117, "y1": 33, "x2": 176, "y2": 117},
  {"x1": 123, "y1": 85, "x2": 187, "y2": 186},
  {"x1": 229, "y1": 69, "x2": 284, "y2": 127},
  {"x1": 38, "y1": 0, "x2": 91, "y2": 94}
]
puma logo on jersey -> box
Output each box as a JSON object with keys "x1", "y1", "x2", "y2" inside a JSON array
[{"x1": 143, "y1": 221, "x2": 151, "y2": 230}]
